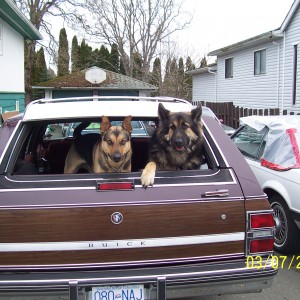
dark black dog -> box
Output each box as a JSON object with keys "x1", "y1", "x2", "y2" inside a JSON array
[{"x1": 141, "y1": 103, "x2": 203, "y2": 187}]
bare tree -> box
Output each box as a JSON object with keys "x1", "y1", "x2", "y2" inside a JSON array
[
  {"x1": 85, "y1": 0, "x2": 191, "y2": 81},
  {"x1": 14, "y1": 0, "x2": 88, "y2": 105}
]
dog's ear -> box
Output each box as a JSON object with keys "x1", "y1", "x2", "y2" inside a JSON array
[
  {"x1": 158, "y1": 103, "x2": 170, "y2": 120},
  {"x1": 191, "y1": 103, "x2": 202, "y2": 123},
  {"x1": 101, "y1": 116, "x2": 111, "y2": 135},
  {"x1": 122, "y1": 115, "x2": 132, "y2": 134}
]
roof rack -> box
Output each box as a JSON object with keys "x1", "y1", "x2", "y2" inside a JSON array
[{"x1": 29, "y1": 96, "x2": 191, "y2": 106}]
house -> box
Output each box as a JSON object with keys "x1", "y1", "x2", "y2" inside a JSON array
[
  {"x1": 188, "y1": 0, "x2": 300, "y2": 114},
  {"x1": 0, "y1": 0, "x2": 42, "y2": 120},
  {"x1": 33, "y1": 66, "x2": 157, "y2": 99}
]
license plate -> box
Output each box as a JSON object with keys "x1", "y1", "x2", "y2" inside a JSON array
[{"x1": 92, "y1": 284, "x2": 144, "y2": 300}]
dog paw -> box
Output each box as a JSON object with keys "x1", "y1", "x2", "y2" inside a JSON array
[{"x1": 141, "y1": 169, "x2": 155, "y2": 188}]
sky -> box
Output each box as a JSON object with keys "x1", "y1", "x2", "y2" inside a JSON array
[
  {"x1": 174, "y1": 0, "x2": 295, "y2": 62},
  {"x1": 46, "y1": 0, "x2": 296, "y2": 68}
]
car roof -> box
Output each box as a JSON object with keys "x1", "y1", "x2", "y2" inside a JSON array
[
  {"x1": 240, "y1": 115, "x2": 300, "y2": 131},
  {"x1": 23, "y1": 97, "x2": 193, "y2": 121}
]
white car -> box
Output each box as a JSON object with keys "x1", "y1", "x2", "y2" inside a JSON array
[{"x1": 231, "y1": 115, "x2": 300, "y2": 253}]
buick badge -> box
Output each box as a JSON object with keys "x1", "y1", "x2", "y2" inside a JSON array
[{"x1": 111, "y1": 212, "x2": 123, "y2": 224}]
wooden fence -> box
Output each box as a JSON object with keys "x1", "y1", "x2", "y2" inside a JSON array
[{"x1": 193, "y1": 101, "x2": 300, "y2": 129}]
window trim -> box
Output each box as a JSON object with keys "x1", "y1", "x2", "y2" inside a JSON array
[
  {"x1": 225, "y1": 57, "x2": 233, "y2": 79},
  {"x1": 254, "y1": 49, "x2": 266, "y2": 75}
]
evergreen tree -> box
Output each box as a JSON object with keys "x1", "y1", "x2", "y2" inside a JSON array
[
  {"x1": 178, "y1": 57, "x2": 185, "y2": 97},
  {"x1": 78, "y1": 39, "x2": 93, "y2": 70},
  {"x1": 32, "y1": 47, "x2": 48, "y2": 84},
  {"x1": 47, "y1": 68, "x2": 56, "y2": 80},
  {"x1": 184, "y1": 56, "x2": 196, "y2": 100},
  {"x1": 71, "y1": 36, "x2": 80, "y2": 72},
  {"x1": 200, "y1": 56, "x2": 207, "y2": 68},
  {"x1": 164, "y1": 58, "x2": 171, "y2": 83},
  {"x1": 149, "y1": 57, "x2": 162, "y2": 95},
  {"x1": 57, "y1": 28, "x2": 70, "y2": 77},
  {"x1": 110, "y1": 43, "x2": 120, "y2": 72},
  {"x1": 98, "y1": 45, "x2": 110, "y2": 69},
  {"x1": 186, "y1": 56, "x2": 195, "y2": 71},
  {"x1": 162, "y1": 57, "x2": 172, "y2": 96},
  {"x1": 119, "y1": 59, "x2": 126, "y2": 75}
]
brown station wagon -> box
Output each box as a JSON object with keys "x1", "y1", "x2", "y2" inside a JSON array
[{"x1": 0, "y1": 97, "x2": 277, "y2": 299}]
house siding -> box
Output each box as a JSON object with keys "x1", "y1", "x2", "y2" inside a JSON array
[
  {"x1": 216, "y1": 42, "x2": 280, "y2": 109},
  {"x1": 282, "y1": 7, "x2": 300, "y2": 113},
  {"x1": 0, "y1": 19, "x2": 24, "y2": 93},
  {"x1": 191, "y1": 2, "x2": 300, "y2": 114},
  {"x1": 0, "y1": 19, "x2": 25, "y2": 114},
  {"x1": 192, "y1": 73, "x2": 216, "y2": 102}
]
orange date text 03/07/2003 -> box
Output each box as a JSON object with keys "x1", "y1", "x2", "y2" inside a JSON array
[{"x1": 246, "y1": 255, "x2": 300, "y2": 270}]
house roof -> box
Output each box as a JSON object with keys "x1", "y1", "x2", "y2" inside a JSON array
[
  {"x1": 33, "y1": 67, "x2": 158, "y2": 91},
  {"x1": 0, "y1": 0, "x2": 42, "y2": 40},
  {"x1": 186, "y1": 63, "x2": 217, "y2": 75},
  {"x1": 208, "y1": 30, "x2": 282, "y2": 57},
  {"x1": 281, "y1": 0, "x2": 300, "y2": 31},
  {"x1": 208, "y1": 0, "x2": 300, "y2": 57}
]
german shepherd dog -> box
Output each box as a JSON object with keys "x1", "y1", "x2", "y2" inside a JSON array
[
  {"x1": 64, "y1": 116, "x2": 132, "y2": 174},
  {"x1": 141, "y1": 103, "x2": 203, "y2": 187}
]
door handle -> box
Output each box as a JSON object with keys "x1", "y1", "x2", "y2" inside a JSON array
[{"x1": 203, "y1": 189, "x2": 229, "y2": 197}]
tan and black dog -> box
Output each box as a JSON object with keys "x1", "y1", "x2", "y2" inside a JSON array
[
  {"x1": 64, "y1": 116, "x2": 132, "y2": 174},
  {"x1": 141, "y1": 103, "x2": 203, "y2": 187}
]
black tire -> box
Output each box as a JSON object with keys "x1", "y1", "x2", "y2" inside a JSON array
[{"x1": 269, "y1": 194, "x2": 300, "y2": 254}]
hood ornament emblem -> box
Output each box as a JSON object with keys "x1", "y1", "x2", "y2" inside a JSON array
[{"x1": 111, "y1": 212, "x2": 123, "y2": 224}]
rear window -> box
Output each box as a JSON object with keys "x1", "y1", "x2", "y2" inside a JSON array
[{"x1": 4, "y1": 118, "x2": 217, "y2": 177}]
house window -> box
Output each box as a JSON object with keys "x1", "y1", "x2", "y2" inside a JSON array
[
  {"x1": 292, "y1": 44, "x2": 298, "y2": 105},
  {"x1": 225, "y1": 58, "x2": 233, "y2": 78},
  {"x1": 0, "y1": 23, "x2": 3, "y2": 55},
  {"x1": 254, "y1": 49, "x2": 266, "y2": 75}
]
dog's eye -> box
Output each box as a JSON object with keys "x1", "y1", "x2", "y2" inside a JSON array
[
  {"x1": 107, "y1": 140, "x2": 113, "y2": 145},
  {"x1": 182, "y1": 123, "x2": 189, "y2": 130},
  {"x1": 170, "y1": 124, "x2": 176, "y2": 130},
  {"x1": 121, "y1": 139, "x2": 127, "y2": 145}
]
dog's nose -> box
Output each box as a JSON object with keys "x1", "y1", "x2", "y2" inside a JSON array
[
  {"x1": 175, "y1": 138, "x2": 183, "y2": 146},
  {"x1": 113, "y1": 152, "x2": 121, "y2": 162}
]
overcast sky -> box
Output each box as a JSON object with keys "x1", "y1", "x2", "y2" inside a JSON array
[
  {"x1": 46, "y1": 0, "x2": 296, "y2": 68},
  {"x1": 176, "y1": 0, "x2": 295, "y2": 60}
]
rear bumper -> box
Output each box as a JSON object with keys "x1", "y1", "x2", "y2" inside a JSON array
[{"x1": 0, "y1": 258, "x2": 277, "y2": 299}]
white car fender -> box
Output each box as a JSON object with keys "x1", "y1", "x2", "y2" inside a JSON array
[{"x1": 261, "y1": 179, "x2": 291, "y2": 208}]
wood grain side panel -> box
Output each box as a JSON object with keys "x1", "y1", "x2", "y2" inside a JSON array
[
  {"x1": 245, "y1": 197, "x2": 271, "y2": 211},
  {"x1": 0, "y1": 241, "x2": 244, "y2": 266},
  {"x1": 0, "y1": 201, "x2": 245, "y2": 243}
]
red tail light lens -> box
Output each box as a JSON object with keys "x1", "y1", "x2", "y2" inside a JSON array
[
  {"x1": 250, "y1": 238, "x2": 274, "y2": 253},
  {"x1": 250, "y1": 213, "x2": 274, "y2": 229},
  {"x1": 97, "y1": 181, "x2": 134, "y2": 191},
  {"x1": 247, "y1": 211, "x2": 275, "y2": 255}
]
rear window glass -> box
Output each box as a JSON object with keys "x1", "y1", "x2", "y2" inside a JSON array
[{"x1": 5, "y1": 118, "x2": 216, "y2": 176}]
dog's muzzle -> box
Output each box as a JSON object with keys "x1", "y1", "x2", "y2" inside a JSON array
[
  {"x1": 112, "y1": 152, "x2": 122, "y2": 162},
  {"x1": 174, "y1": 138, "x2": 185, "y2": 152}
]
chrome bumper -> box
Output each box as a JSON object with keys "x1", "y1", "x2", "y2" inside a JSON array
[{"x1": 0, "y1": 259, "x2": 277, "y2": 299}]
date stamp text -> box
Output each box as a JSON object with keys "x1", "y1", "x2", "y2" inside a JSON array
[{"x1": 246, "y1": 255, "x2": 300, "y2": 270}]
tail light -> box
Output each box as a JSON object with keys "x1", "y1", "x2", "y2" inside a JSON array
[
  {"x1": 96, "y1": 180, "x2": 134, "y2": 191},
  {"x1": 246, "y1": 211, "x2": 275, "y2": 255}
]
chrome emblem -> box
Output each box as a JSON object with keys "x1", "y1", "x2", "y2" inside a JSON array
[{"x1": 111, "y1": 212, "x2": 123, "y2": 224}]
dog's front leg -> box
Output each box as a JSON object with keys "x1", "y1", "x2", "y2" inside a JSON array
[{"x1": 141, "y1": 162, "x2": 156, "y2": 188}]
